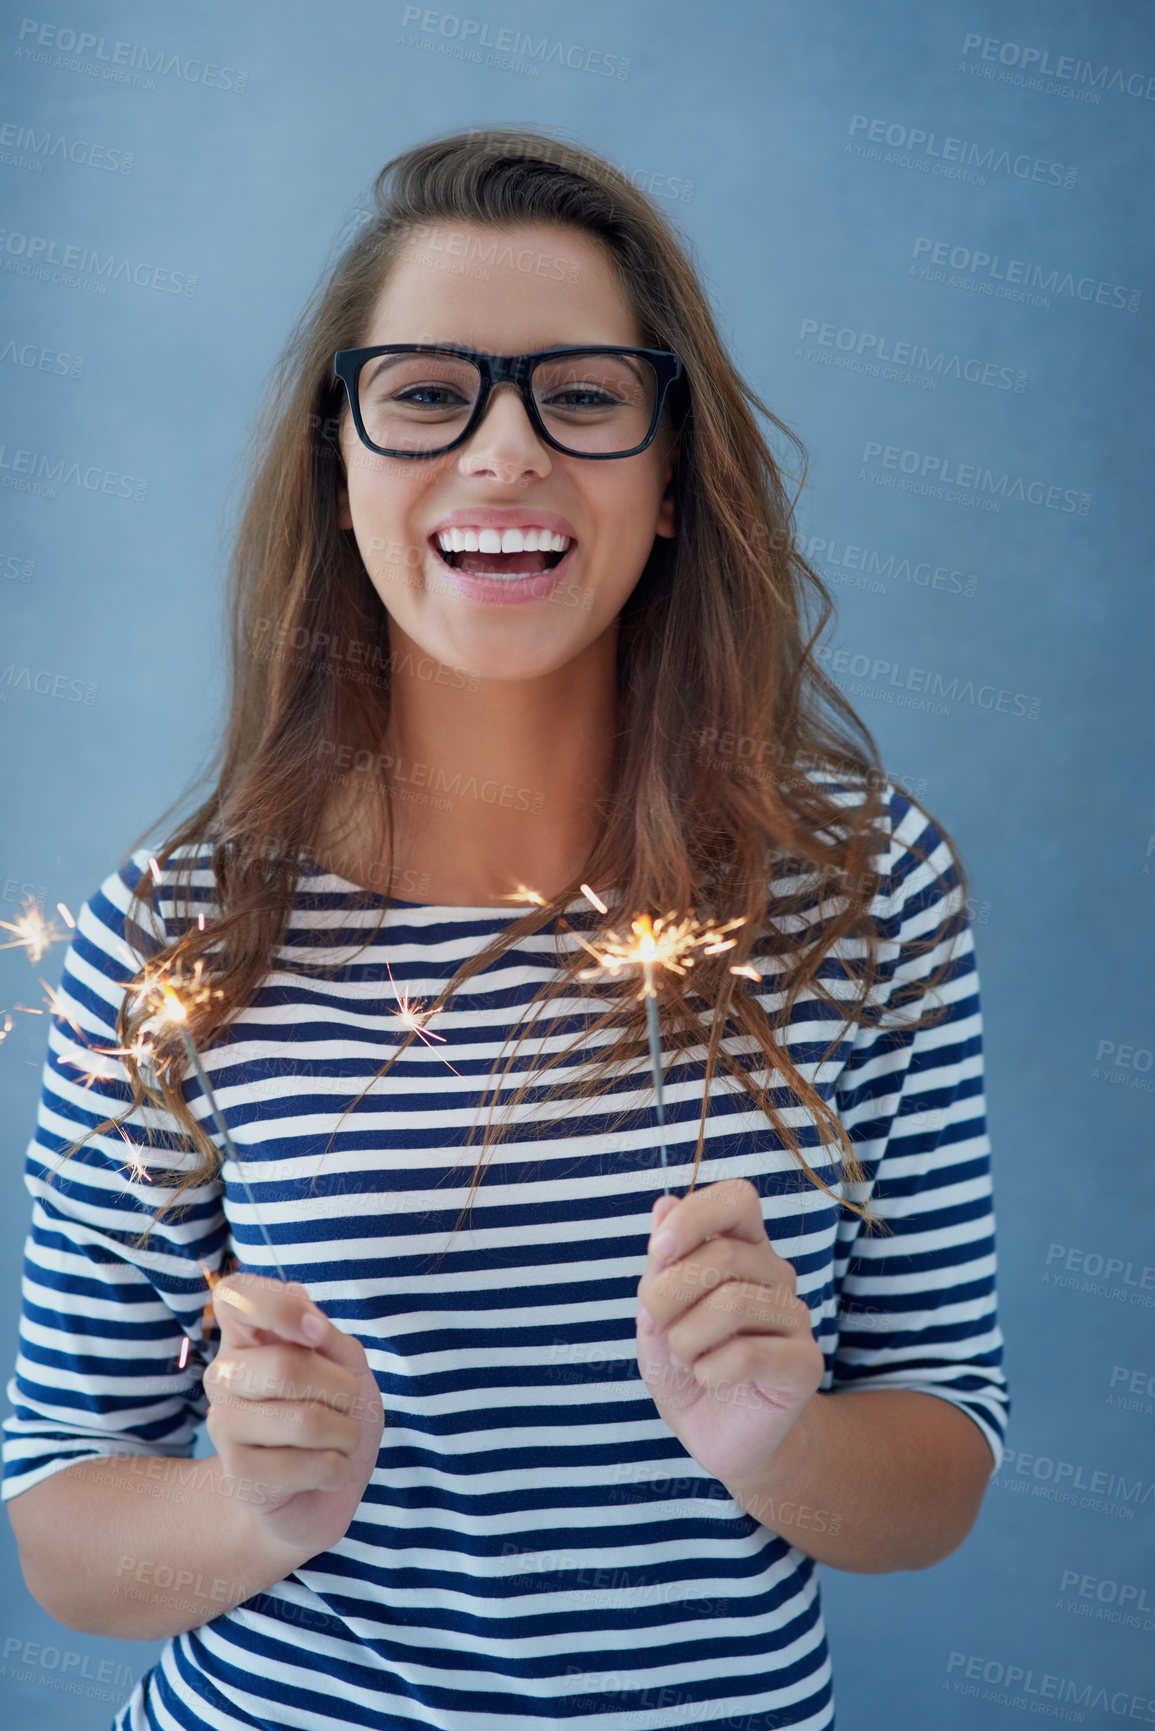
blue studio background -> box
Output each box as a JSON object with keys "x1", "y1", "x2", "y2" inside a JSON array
[{"x1": 1, "y1": 1, "x2": 1153, "y2": 1726}]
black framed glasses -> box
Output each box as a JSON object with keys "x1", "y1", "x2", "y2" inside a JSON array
[{"x1": 332, "y1": 344, "x2": 683, "y2": 461}]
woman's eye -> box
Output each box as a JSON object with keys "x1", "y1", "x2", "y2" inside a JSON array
[
  {"x1": 544, "y1": 389, "x2": 618, "y2": 410},
  {"x1": 394, "y1": 385, "x2": 466, "y2": 408}
]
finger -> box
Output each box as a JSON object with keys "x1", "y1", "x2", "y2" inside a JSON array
[
  {"x1": 664, "y1": 1275, "x2": 813, "y2": 1369},
  {"x1": 646, "y1": 1177, "x2": 769, "y2": 1274},
  {"x1": 649, "y1": 1193, "x2": 680, "y2": 1241},
  {"x1": 204, "y1": 1342, "x2": 361, "y2": 1417},
  {"x1": 687, "y1": 1328, "x2": 824, "y2": 1410},
  {"x1": 297, "y1": 1308, "x2": 377, "y2": 1389},
  {"x1": 640, "y1": 1239, "x2": 797, "y2": 1336},
  {"x1": 211, "y1": 1273, "x2": 328, "y2": 1353},
  {"x1": 217, "y1": 1441, "x2": 353, "y2": 1497},
  {"x1": 206, "y1": 1392, "x2": 361, "y2": 1457},
  {"x1": 639, "y1": 1193, "x2": 679, "y2": 1314}
]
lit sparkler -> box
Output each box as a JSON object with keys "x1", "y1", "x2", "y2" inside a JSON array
[
  {"x1": 570, "y1": 884, "x2": 755, "y2": 1196},
  {"x1": 0, "y1": 886, "x2": 277, "y2": 1355},
  {"x1": 128, "y1": 959, "x2": 291, "y2": 1285}
]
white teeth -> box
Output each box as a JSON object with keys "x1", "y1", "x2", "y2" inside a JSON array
[{"x1": 434, "y1": 527, "x2": 572, "y2": 555}]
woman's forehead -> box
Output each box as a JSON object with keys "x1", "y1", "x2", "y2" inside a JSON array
[{"x1": 359, "y1": 222, "x2": 641, "y2": 346}]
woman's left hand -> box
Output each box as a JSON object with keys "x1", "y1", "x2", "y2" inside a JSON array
[{"x1": 635, "y1": 1178, "x2": 825, "y2": 1486}]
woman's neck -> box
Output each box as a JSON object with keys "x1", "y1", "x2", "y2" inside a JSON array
[{"x1": 315, "y1": 629, "x2": 620, "y2": 906}]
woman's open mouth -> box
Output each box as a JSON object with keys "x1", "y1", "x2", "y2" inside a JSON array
[{"x1": 428, "y1": 528, "x2": 574, "y2": 580}]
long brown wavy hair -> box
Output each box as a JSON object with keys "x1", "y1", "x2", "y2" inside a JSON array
[{"x1": 53, "y1": 124, "x2": 969, "y2": 1259}]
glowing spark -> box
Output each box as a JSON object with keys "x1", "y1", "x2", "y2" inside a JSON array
[
  {"x1": 580, "y1": 882, "x2": 608, "y2": 914},
  {"x1": 120, "y1": 1149, "x2": 153, "y2": 1184},
  {"x1": 498, "y1": 885, "x2": 548, "y2": 906},
  {"x1": 148, "y1": 857, "x2": 162, "y2": 883},
  {"x1": 14, "y1": 979, "x2": 106, "y2": 1092},
  {"x1": 59, "y1": 1048, "x2": 110, "y2": 1091},
  {"x1": 56, "y1": 1019, "x2": 156, "y2": 1098},
  {"x1": 39, "y1": 978, "x2": 84, "y2": 1035},
  {"x1": 573, "y1": 907, "x2": 748, "y2": 997},
  {"x1": 178, "y1": 1335, "x2": 189, "y2": 1370},
  {"x1": 383, "y1": 957, "x2": 462, "y2": 1074},
  {"x1": 0, "y1": 896, "x2": 68, "y2": 964},
  {"x1": 197, "y1": 914, "x2": 205, "y2": 931},
  {"x1": 120, "y1": 1034, "x2": 157, "y2": 1066},
  {"x1": 127, "y1": 956, "x2": 223, "y2": 1032},
  {"x1": 0, "y1": 907, "x2": 108, "y2": 1084}
]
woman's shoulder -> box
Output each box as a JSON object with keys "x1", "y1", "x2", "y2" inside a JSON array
[
  {"x1": 79, "y1": 837, "x2": 380, "y2": 958},
  {"x1": 781, "y1": 763, "x2": 962, "y2": 921},
  {"x1": 794, "y1": 761, "x2": 954, "y2": 854},
  {"x1": 64, "y1": 840, "x2": 235, "y2": 979}
]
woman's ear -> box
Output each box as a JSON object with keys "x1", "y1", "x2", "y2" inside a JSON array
[
  {"x1": 656, "y1": 437, "x2": 679, "y2": 540},
  {"x1": 333, "y1": 410, "x2": 353, "y2": 529}
]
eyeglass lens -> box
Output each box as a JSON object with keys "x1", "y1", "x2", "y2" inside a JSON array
[{"x1": 355, "y1": 349, "x2": 659, "y2": 456}]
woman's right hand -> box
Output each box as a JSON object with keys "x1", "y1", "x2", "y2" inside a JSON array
[{"x1": 204, "y1": 1272, "x2": 384, "y2": 1559}]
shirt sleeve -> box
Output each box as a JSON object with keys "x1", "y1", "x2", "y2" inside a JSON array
[
  {"x1": 1, "y1": 850, "x2": 230, "y2": 1502},
  {"x1": 829, "y1": 783, "x2": 1010, "y2": 1477}
]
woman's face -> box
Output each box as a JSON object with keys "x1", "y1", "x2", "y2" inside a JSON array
[{"x1": 335, "y1": 220, "x2": 678, "y2": 682}]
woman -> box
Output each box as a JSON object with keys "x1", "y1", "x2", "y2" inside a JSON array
[{"x1": 2, "y1": 126, "x2": 1008, "y2": 1731}]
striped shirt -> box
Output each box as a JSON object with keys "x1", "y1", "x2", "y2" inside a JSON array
[{"x1": 2, "y1": 777, "x2": 1008, "y2": 1731}]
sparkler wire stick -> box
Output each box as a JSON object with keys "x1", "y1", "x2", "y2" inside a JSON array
[
  {"x1": 570, "y1": 887, "x2": 752, "y2": 1203},
  {"x1": 642, "y1": 982, "x2": 671, "y2": 1197}
]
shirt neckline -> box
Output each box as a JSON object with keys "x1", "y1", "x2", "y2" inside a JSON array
[{"x1": 296, "y1": 852, "x2": 616, "y2": 917}]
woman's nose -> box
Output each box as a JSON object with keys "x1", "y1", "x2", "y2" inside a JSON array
[{"x1": 459, "y1": 381, "x2": 551, "y2": 473}]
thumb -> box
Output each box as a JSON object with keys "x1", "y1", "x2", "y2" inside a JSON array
[{"x1": 650, "y1": 1191, "x2": 680, "y2": 1232}]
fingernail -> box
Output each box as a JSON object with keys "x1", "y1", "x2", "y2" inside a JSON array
[
  {"x1": 301, "y1": 1313, "x2": 326, "y2": 1343},
  {"x1": 651, "y1": 1231, "x2": 677, "y2": 1263},
  {"x1": 638, "y1": 1305, "x2": 655, "y2": 1334}
]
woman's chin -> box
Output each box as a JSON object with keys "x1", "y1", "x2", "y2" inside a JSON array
[
  {"x1": 453, "y1": 641, "x2": 586, "y2": 685},
  {"x1": 415, "y1": 615, "x2": 606, "y2": 686}
]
